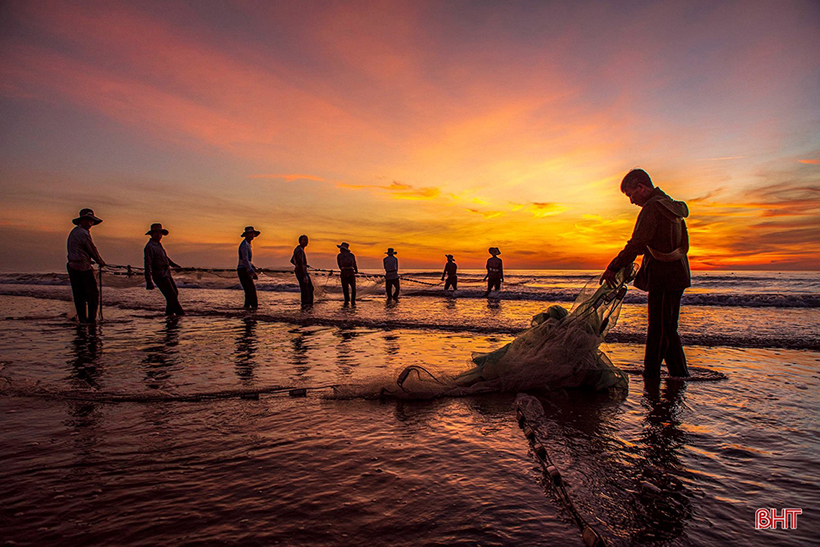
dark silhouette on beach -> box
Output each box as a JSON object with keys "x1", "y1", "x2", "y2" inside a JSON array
[
  {"x1": 66, "y1": 208, "x2": 106, "y2": 323},
  {"x1": 291, "y1": 235, "x2": 313, "y2": 309},
  {"x1": 336, "y1": 242, "x2": 358, "y2": 305},
  {"x1": 441, "y1": 254, "x2": 457, "y2": 291},
  {"x1": 601, "y1": 169, "x2": 690, "y2": 379},
  {"x1": 238, "y1": 226, "x2": 260, "y2": 310},
  {"x1": 483, "y1": 247, "x2": 503, "y2": 296},
  {"x1": 144, "y1": 223, "x2": 184, "y2": 316},
  {"x1": 383, "y1": 247, "x2": 399, "y2": 301}
]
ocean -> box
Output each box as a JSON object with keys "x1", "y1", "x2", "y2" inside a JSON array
[{"x1": 1, "y1": 269, "x2": 818, "y2": 545}]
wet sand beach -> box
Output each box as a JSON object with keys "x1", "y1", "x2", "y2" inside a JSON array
[{"x1": 1, "y1": 272, "x2": 819, "y2": 546}]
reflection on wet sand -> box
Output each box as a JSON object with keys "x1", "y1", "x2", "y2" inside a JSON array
[
  {"x1": 334, "y1": 328, "x2": 358, "y2": 375},
  {"x1": 234, "y1": 318, "x2": 257, "y2": 382},
  {"x1": 633, "y1": 379, "x2": 692, "y2": 543},
  {"x1": 290, "y1": 326, "x2": 316, "y2": 379},
  {"x1": 66, "y1": 325, "x2": 104, "y2": 432},
  {"x1": 142, "y1": 318, "x2": 181, "y2": 391}
]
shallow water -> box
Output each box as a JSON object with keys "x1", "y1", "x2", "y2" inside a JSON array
[{"x1": 1, "y1": 290, "x2": 819, "y2": 546}]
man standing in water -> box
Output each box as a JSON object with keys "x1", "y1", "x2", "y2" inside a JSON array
[
  {"x1": 291, "y1": 235, "x2": 313, "y2": 308},
  {"x1": 144, "y1": 223, "x2": 185, "y2": 316},
  {"x1": 483, "y1": 247, "x2": 503, "y2": 296},
  {"x1": 67, "y1": 208, "x2": 106, "y2": 323},
  {"x1": 383, "y1": 247, "x2": 400, "y2": 301},
  {"x1": 238, "y1": 226, "x2": 260, "y2": 310},
  {"x1": 601, "y1": 168, "x2": 690, "y2": 379},
  {"x1": 336, "y1": 242, "x2": 358, "y2": 305},
  {"x1": 441, "y1": 254, "x2": 458, "y2": 291}
]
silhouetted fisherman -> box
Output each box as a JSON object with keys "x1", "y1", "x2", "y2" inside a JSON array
[
  {"x1": 291, "y1": 235, "x2": 313, "y2": 308},
  {"x1": 383, "y1": 247, "x2": 400, "y2": 301},
  {"x1": 238, "y1": 226, "x2": 260, "y2": 310},
  {"x1": 336, "y1": 242, "x2": 358, "y2": 304},
  {"x1": 66, "y1": 208, "x2": 106, "y2": 323},
  {"x1": 144, "y1": 223, "x2": 184, "y2": 316},
  {"x1": 601, "y1": 169, "x2": 690, "y2": 379},
  {"x1": 441, "y1": 254, "x2": 458, "y2": 290},
  {"x1": 483, "y1": 247, "x2": 503, "y2": 296}
]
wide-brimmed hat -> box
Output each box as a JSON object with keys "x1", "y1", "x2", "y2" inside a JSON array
[
  {"x1": 72, "y1": 208, "x2": 102, "y2": 225},
  {"x1": 488, "y1": 247, "x2": 501, "y2": 256},
  {"x1": 337, "y1": 242, "x2": 350, "y2": 251},
  {"x1": 385, "y1": 247, "x2": 397, "y2": 255},
  {"x1": 146, "y1": 223, "x2": 169, "y2": 236},
  {"x1": 241, "y1": 226, "x2": 261, "y2": 237},
  {"x1": 445, "y1": 254, "x2": 454, "y2": 260}
]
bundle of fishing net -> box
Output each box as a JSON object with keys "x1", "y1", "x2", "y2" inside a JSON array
[
  {"x1": 392, "y1": 264, "x2": 636, "y2": 397},
  {"x1": 456, "y1": 265, "x2": 635, "y2": 392}
]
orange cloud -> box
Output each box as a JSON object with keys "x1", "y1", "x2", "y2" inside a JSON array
[
  {"x1": 799, "y1": 159, "x2": 820, "y2": 165},
  {"x1": 249, "y1": 174, "x2": 327, "y2": 182}
]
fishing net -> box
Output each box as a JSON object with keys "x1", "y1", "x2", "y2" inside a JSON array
[{"x1": 390, "y1": 264, "x2": 637, "y2": 397}]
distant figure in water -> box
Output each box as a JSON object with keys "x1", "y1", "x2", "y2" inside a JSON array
[
  {"x1": 66, "y1": 208, "x2": 106, "y2": 323},
  {"x1": 291, "y1": 235, "x2": 313, "y2": 309},
  {"x1": 238, "y1": 226, "x2": 260, "y2": 310},
  {"x1": 483, "y1": 247, "x2": 503, "y2": 296},
  {"x1": 441, "y1": 254, "x2": 458, "y2": 291},
  {"x1": 336, "y1": 242, "x2": 358, "y2": 305},
  {"x1": 601, "y1": 168, "x2": 690, "y2": 379},
  {"x1": 383, "y1": 247, "x2": 400, "y2": 301},
  {"x1": 144, "y1": 223, "x2": 184, "y2": 316}
]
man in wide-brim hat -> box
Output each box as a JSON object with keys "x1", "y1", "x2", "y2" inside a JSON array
[
  {"x1": 441, "y1": 253, "x2": 458, "y2": 291},
  {"x1": 483, "y1": 247, "x2": 504, "y2": 296},
  {"x1": 238, "y1": 226, "x2": 261, "y2": 309},
  {"x1": 336, "y1": 242, "x2": 359, "y2": 305},
  {"x1": 383, "y1": 248, "x2": 400, "y2": 301},
  {"x1": 67, "y1": 208, "x2": 106, "y2": 323},
  {"x1": 144, "y1": 223, "x2": 184, "y2": 316}
]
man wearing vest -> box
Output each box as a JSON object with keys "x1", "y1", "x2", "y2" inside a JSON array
[
  {"x1": 336, "y1": 242, "x2": 358, "y2": 305},
  {"x1": 66, "y1": 208, "x2": 106, "y2": 323},
  {"x1": 383, "y1": 248, "x2": 399, "y2": 301},
  {"x1": 601, "y1": 169, "x2": 690, "y2": 379}
]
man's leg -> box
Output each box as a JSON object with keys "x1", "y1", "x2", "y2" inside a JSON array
[
  {"x1": 67, "y1": 266, "x2": 88, "y2": 322},
  {"x1": 341, "y1": 275, "x2": 351, "y2": 303},
  {"x1": 662, "y1": 289, "x2": 688, "y2": 377},
  {"x1": 350, "y1": 276, "x2": 356, "y2": 303},
  {"x1": 643, "y1": 289, "x2": 664, "y2": 378},
  {"x1": 155, "y1": 276, "x2": 183, "y2": 316},
  {"x1": 81, "y1": 269, "x2": 99, "y2": 322},
  {"x1": 394, "y1": 279, "x2": 399, "y2": 300},
  {"x1": 238, "y1": 269, "x2": 257, "y2": 309}
]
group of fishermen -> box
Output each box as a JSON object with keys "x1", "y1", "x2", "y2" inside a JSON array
[
  {"x1": 67, "y1": 213, "x2": 507, "y2": 316},
  {"x1": 66, "y1": 168, "x2": 691, "y2": 380}
]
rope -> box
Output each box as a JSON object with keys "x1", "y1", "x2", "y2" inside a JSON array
[{"x1": 515, "y1": 395, "x2": 608, "y2": 547}]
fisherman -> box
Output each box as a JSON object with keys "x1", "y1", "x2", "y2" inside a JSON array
[
  {"x1": 238, "y1": 226, "x2": 260, "y2": 310},
  {"x1": 483, "y1": 247, "x2": 504, "y2": 296},
  {"x1": 66, "y1": 208, "x2": 106, "y2": 323},
  {"x1": 336, "y1": 242, "x2": 358, "y2": 305},
  {"x1": 291, "y1": 235, "x2": 313, "y2": 308},
  {"x1": 441, "y1": 254, "x2": 458, "y2": 291},
  {"x1": 144, "y1": 223, "x2": 185, "y2": 316},
  {"x1": 601, "y1": 168, "x2": 690, "y2": 379},
  {"x1": 383, "y1": 247, "x2": 400, "y2": 301}
]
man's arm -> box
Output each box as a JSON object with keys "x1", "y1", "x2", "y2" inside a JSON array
[
  {"x1": 602, "y1": 205, "x2": 656, "y2": 284},
  {"x1": 144, "y1": 246, "x2": 154, "y2": 289},
  {"x1": 85, "y1": 234, "x2": 106, "y2": 267}
]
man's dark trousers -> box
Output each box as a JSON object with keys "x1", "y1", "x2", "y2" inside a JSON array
[
  {"x1": 68, "y1": 265, "x2": 98, "y2": 323},
  {"x1": 644, "y1": 289, "x2": 688, "y2": 378},
  {"x1": 297, "y1": 274, "x2": 314, "y2": 307},
  {"x1": 341, "y1": 272, "x2": 356, "y2": 303},
  {"x1": 154, "y1": 275, "x2": 184, "y2": 316},
  {"x1": 386, "y1": 279, "x2": 400, "y2": 300},
  {"x1": 238, "y1": 268, "x2": 258, "y2": 309}
]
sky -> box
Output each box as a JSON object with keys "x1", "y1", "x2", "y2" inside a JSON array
[{"x1": 1, "y1": 0, "x2": 819, "y2": 272}]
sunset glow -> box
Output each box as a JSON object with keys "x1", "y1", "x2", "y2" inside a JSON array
[{"x1": 1, "y1": 0, "x2": 818, "y2": 271}]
